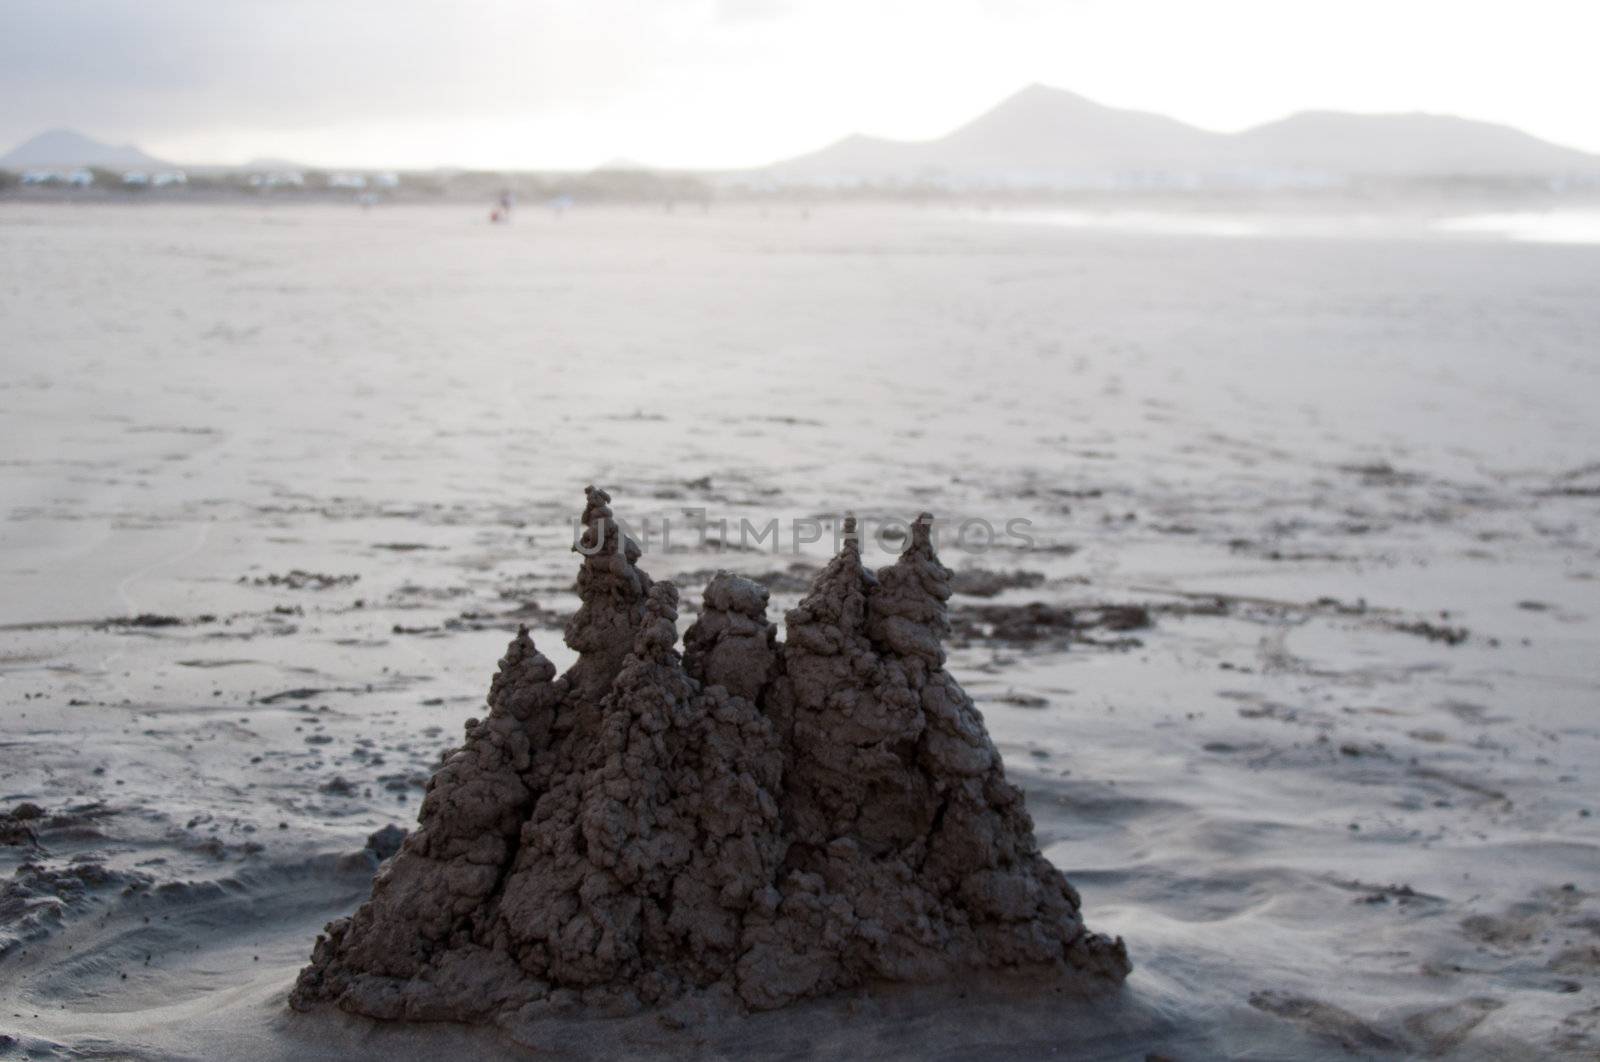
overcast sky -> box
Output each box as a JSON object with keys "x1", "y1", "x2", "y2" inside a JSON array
[{"x1": 4, "y1": 0, "x2": 1597, "y2": 169}]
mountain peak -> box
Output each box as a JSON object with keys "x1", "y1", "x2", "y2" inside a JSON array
[{"x1": 996, "y1": 82, "x2": 1098, "y2": 108}]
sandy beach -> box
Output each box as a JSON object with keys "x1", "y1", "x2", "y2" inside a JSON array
[{"x1": 2, "y1": 201, "x2": 1599, "y2": 1059}]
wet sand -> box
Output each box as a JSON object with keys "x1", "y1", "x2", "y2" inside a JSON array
[{"x1": 2, "y1": 201, "x2": 1599, "y2": 1058}]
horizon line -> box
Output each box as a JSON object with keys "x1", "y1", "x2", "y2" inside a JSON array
[{"x1": 6, "y1": 82, "x2": 1598, "y2": 173}]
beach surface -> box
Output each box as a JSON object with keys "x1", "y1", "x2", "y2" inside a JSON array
[{"x1": 2, "y1": 201, "x2": 1598, "y2": 1059}]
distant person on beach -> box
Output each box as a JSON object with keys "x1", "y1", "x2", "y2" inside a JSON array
[{"x1": 490, "y1": 188, "x2": 514, "y2": 224}]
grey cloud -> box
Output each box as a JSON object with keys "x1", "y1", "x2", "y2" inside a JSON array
[{"x1": 0, "y1": 0, "x2": 660, "y2": 149}]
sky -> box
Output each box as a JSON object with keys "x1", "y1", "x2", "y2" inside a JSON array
[{"x1": 4, "y1": 0, "x2": 1598, "y2": 170}]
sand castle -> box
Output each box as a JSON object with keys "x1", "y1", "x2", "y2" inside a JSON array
[{"x1": 290, "y1": 487, "x2": 1129, "y2": 1023}]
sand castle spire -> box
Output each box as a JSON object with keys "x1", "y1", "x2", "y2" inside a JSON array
[
  {"x1": 565, "y1": 485, "x2": 655, "y2": 698},
  {"x1": 682, "y1": 572, "x2": 779, "y2": 703},
  {"x1": 781, "y1": 511, "x2": 875, "y2": 659},
  {"x1": 290, "y1": 625, "x2": 566, "y2": 1015},
  {"x1": 629, "y1": 581, "x2": 682, "y2": 664},
  {"x1": 868, "y1": 510, "x2": 952, "y2": 668}
]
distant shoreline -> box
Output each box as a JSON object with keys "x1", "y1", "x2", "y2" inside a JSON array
[{"x1": 5, "y1": 179, "x2": 1600, "y2": 214}]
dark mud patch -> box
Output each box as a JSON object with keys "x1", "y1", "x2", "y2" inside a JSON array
[
  {"x1": 253, "y1": 687, "x2": 364, "y2": 705},
  {"x1": 674, "y1": 563, "x2": 820, "y2": 596},
  {"x1": 390, "y1": 601, "x2": 573, "y2": 637},
  {"x1": 949, "y1": 568, "x2": 1047, "y2": 598},
  {"x1": 1386, "y1": 618, "x2": 1470, "y2": 646},
  {"x1": 1330, "y1": 878, "x2": 1446, "y2": 907},
  {"x1": 949, "y1": 601, "x2": 1152, "y2": 649},
  {"x1": 243, "y1": 571, "x2": 360, "y2": 590},
  {"x1": 100, "y1": 613, "x2": 218, "y2": 630},
  {"x1": 1248, "y1": 990, "x2": 1404, "y2": 1053}
]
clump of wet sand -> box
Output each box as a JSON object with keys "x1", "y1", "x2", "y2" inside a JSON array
[{"x1": 290, "y1": 487, "x2": 1129, "y2": 1027}]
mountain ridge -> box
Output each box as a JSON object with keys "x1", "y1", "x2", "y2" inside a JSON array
[{"x1": 770, "y1": 84, "x2": 1599, "y2": 183}]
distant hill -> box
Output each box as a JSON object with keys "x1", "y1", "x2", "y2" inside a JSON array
[
  {"x1": 0, "y1": 129, "x2": 172, "y2": 171},
  {"x1": 768, "y1": 84, "x2": 1600, "y2": 185},
  {"x1": 592, "y1": 157, "x2": 652, "y2": 173},
  {"x1": 1231, "y1": 110, "x2": 1596, "y2": 177},
  {"x1": 780, "y1": 85, "x2": 1229, "y2": 182},
  {"x1": 238, "y1": 157, "x2": 310, "y2": 172}
]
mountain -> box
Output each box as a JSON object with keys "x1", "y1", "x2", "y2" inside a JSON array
[
  {"x1": 768, "y1": 84, "x2": 1600, "y2": 185},
  {"x1": 787, "y1": 85, "x2": 1229, "y2": 180},
  {"x1": 0, "y1": 129, "x2": 172, "y2": 171},
  {"x1": 238, "y1": 157, "x2": 310, "y2": 172},
  {"x1": 592, "y1": 157, "x2": 653, "y2": 173},
  {"x1": 1232, "y1": 111, "x2": 1595, "y2": 177},
  {"x1": 776, "y1": 85, "x2": 1226, "y2": 183}
]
